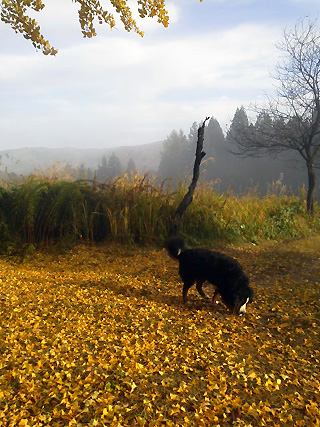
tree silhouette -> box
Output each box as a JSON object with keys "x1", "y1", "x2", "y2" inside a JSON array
[
  {"x1": 126, "y1": 158, "x2": 137, "y2": 174},
  {"x1": 107, "y1": 153, "x2": 122, "y2": 178},
  {"x1": 96, "y1": 156, "x2": 108, "y2": 182},
  {"x1": 228, "y1": 19, "x2": 320, "y2": 213}
]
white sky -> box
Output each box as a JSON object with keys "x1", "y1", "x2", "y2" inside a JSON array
[{"x1": 0, "y1": 0, "x2": 319, "y2": 149}]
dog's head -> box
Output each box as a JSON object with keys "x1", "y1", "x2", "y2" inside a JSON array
[
  {"x1": 232, "y1": 286, "x2": 254, "y2": 315},
  {"x1": 165, "y1": 236, "x2": 185, "y2": 259}
]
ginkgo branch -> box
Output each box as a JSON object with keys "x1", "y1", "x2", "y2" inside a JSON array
[{"x1": 1, "y1": 0, "x2": 170, "y2": 55}]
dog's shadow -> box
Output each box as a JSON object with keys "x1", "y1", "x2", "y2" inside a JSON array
[
  {"x1": 80, "y1": 279, "x2": 230, "y2": 316},
  {"x1": 81, "y1": 279, "x2": 181, "y2": 307}
]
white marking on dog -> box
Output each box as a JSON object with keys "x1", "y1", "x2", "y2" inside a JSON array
[
  {"x1": 177, "y1": 249, "x2": 181, "y2": 256},
  {"x1": 239, "y1": 297, "x2": 249, "y2": 314}
]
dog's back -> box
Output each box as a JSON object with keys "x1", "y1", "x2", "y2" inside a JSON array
[{"x1": 179, "y1": 248, "x2": 246, "y2": 287}]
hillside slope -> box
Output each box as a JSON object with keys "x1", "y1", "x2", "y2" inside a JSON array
[{"x1": 0, "y1": 140, "x2": 164, "y2": 175}]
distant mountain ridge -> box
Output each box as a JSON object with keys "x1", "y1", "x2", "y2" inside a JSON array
[{"x1": 0, "y1": 141, "x2": 164, "y2": 176}]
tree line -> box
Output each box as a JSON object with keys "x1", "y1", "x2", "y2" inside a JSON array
[
  {"x1": 158, "y1": 18, "x2": 320, "y2": 213},
  {"x1": 75, "y1": 154, "x2": 136, "y2": 181},
  {"x1": 157, "y1": 112, "x2": 307, "y2": 196},
  {"x1": 0, "y1": 111, "x2": 310, "y2": 202}
]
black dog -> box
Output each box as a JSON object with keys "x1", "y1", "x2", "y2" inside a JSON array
[{"x1": 166, "y1": 237, "x2": 253, "y2": 314}]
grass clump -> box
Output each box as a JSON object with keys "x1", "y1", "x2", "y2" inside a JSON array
[
  {"x1": 0, "y1": 174, "x2": 318, "y2": 252},
  {"x1": 178, "y1": 182, "x2": 318, "y2": 245}
]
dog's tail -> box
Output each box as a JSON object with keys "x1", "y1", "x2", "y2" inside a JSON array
[{"x1": 166, "y1": 236, "x2": 185, "y2": 259}]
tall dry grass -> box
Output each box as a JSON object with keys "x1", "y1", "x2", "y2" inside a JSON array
[{"x1": 0, "y1": 173, "x2": 318, "y2": 253}]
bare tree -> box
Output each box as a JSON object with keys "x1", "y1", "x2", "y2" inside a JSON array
[
  {"x1": 172, "y1": 118, "x2": 209, "y2": 234},
  {"x1": 228, "y1": 18, "x2": 320, "y2": 213}
]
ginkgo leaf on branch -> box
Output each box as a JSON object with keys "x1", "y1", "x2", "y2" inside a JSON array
[{"x1": 0, "y1": 0, "x2": 170, "y2": 55}]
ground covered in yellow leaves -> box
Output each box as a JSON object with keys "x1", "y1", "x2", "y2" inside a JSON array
[{"x1": 0, "y1": 237, "x2": 320, "y2": 426}]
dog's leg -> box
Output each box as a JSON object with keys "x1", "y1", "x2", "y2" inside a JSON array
[
  {"x1": 182, "y1": 281, "x2": 194, "y2": 304},
  {"x1": 212, "y1": 288, "x2": 219, "y2": 305},
  {"x1": 196, "y1": 280, "x2": 209, "y2": 300}
]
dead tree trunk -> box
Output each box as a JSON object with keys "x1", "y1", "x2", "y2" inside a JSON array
[
  {"x1": 306, "y1": 159, "x2": 316, "y2": 214},
  {"x1": 172, "y1": 117, "x2": 210, "y2": 235}
]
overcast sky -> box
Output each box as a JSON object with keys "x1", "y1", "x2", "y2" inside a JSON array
[{"x1": 0, "y1": 0, "x2": 319, "y2": 150}]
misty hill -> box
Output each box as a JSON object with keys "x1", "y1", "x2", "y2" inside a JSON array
[
  {"x1": 0, "y1": 139, "x2": 312, "y2": 198},
  {"x1": 0, "y1": 141, "x2": 164, "y2": 176}
]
